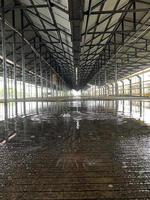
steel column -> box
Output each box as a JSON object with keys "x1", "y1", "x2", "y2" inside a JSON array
[
  {"x1": 46, "y1": 71, "x2": 48, "y2": 99},
  {"x1": 39, "y1": 51, "x2": 43, "y2": 99},
  {"x1": 1, "y1": 0, "x2": 8, "y2": 130},
  {"x1": 136, "y1": 75, "x2": 142, "y2": 96},
  {"x1": 34, "y1": 54, "x2": 38, "y2": 114},
  {"x1": 120, "y1": 80, "x2": 124, "y2": 95},
  {"x1": 99, "y1": 71, "x2": 101, "y2": 96},
  {"x1": 128, "y1": 78, "x2": 132, "y2": 96},
  {"x1": 12, "y1": 8, "x2": 18, "y2": 116},
  {"x1": 107, "y1": 85, "x2": 110, "y2": 95},
  {"x1": 115, "y1": 64, "x2": 118, "y2": 95},
  {"x1": 104, "y1": 68, "x2": 107, "y2": 95},
  {"x1": 110, "y1": 83, "x2": 114, "y2": 95},
  {"x1": 21, "y1": 10, "x2": 26, "y2": 115},
  {"x1": 95, "y1": 81, "x2": 96, "y2": 96}
]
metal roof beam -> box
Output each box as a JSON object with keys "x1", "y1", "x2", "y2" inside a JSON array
[
  {"x1": 69, "y1": 0, "x2": 84, "y2": 89},
  {"x1": 86, "y1": 7, "x2": 150, "y2": 15}
]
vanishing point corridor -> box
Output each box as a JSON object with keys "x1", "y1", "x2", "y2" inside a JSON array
[{"x1": 1, "y1": 0, "x2": 150, "y2": 199}]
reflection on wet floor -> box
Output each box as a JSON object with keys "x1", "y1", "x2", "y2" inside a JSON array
[{"x1": 1, "y1": 100, "x2": 150, "y2": 199}]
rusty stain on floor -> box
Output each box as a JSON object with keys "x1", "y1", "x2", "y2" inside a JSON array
[{"x1": 0, "y1": 100, "x2": 150, "y2": 199}]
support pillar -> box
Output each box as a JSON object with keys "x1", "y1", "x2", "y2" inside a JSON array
[
  {"x1": 46, "y1": 71, "x2": 48, "y2": 99},
  {"x1": 92, "y1": 86, "x2": 94, "y2": 96},
  {"x1": 99, "y1": 72, "x2": 101, "y2": 96},
  {"x1": 136, "y1": 75, "x2": 142, "y2": 96},
  {"x1": 56, "y1": 78, "x2": 58, "y2": 97},
  {"x1": 110, "y1": 83, "x2": 114, "y2": 95},
  {"x1": 103, "y1": 87, "x2": 105, "y2": 95},
  {"x1": 107, "y1": 85, "x2": 109, "y2": 96},
  {"x1": 40, "y1": 59, "x2": 43, "y2": 99},
  {"x1": 128, "y1": 78, "x2": 132, "y2": 96},
  {"x1": 34, "y1": 43, "x2": 38, "y2": 114},
  {"x1": 120, "y1": 80, "x2": 124, "y2": 95},
  {"x1": 105, "y1": 68, "x2": 107, "y2": 96},
  {"x1": 50, "y1": 69, "x2": 52, "y2": 97},
  {"x1": 21, "y1": 10, "x2": 26, "y2": 115},
  {"x1": 95, "y1": 81, "x2": 96, "y2": 96},
  {"x1": 12, "y1": 10, "x2": 18, "y2": 116},
  {"x1": 1, "y1": 0, "x2": 8, "y2": 130},
  {"x1": 115, "y1": 64, "x2": 118, "y2": 96}
]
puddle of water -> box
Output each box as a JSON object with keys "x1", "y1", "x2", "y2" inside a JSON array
[{"x1": 0, "y1": 100, "x2": 150, "y2": 199}]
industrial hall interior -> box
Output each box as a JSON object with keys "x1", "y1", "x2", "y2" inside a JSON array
[{"x1": 2, "y1": 0, "x2": 150, "y2": 199}]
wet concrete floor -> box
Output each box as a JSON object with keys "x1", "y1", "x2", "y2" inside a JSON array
[{"x1": 1, "y1": 100, "x2": 150, "y2": 199}]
